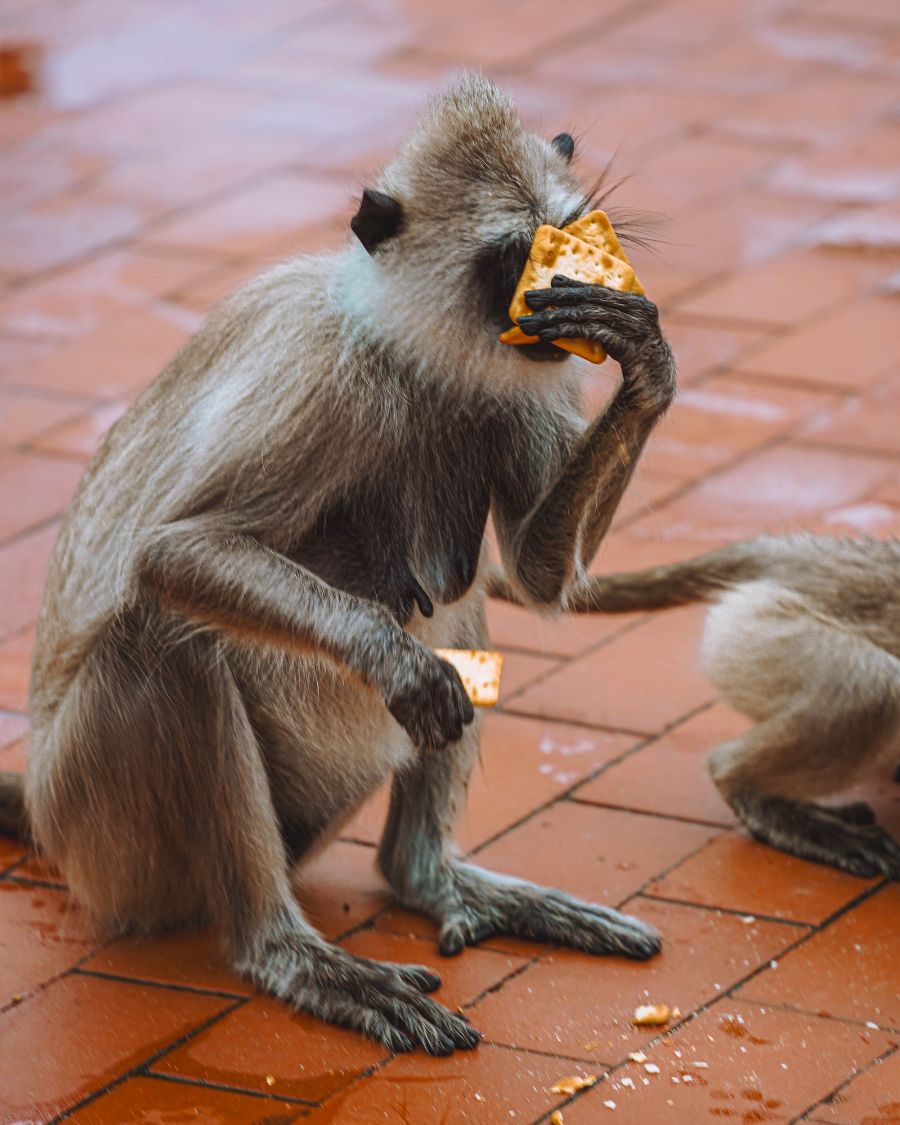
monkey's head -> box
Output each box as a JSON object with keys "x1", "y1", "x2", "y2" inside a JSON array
[{"x1": 342, "y1": 74, "x2": 600, "y2": 379}]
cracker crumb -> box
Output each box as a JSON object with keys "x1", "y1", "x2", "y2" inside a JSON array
[
  {"x1": 632, "y1": 1003, "x2": 672, "y2": 1026},
  {"x1": 628, "y1": 1051, "x2": 647, "y2": 1064},
  {"x1": 644, "y1": 1063, "x2": 660, "y2": 1075},
  {"x1": 550, "y1": 1113, "x2": 564, "y2": 1125},
  {"x1": 264, "y1": 1075, "x2": 275, "y2": 1087},
  {"x1": 603, "y1": 1100, "x2": 616, "y2": 1110},
  {"x1": 550, "y1": 1075, "x2": 597, "y2": 1096}
]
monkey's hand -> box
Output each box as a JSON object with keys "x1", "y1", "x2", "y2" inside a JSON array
[
  {"x1": 517, "y1": 275, "x2": 676, "y2": 412},
  {"x1": 382, "y1": 641, "x2": 475, "y2": 751}
]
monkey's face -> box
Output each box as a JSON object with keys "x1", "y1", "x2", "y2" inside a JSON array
[{"x1": 349, "y1": 77, "x2": 596, "y2": 367}]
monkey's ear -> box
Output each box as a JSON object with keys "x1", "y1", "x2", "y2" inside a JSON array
[
  {"x1": 351, "y1": 189, "x2": 404, "y2": 254},
  {"x1": 551, "y1": 133, "x2": 575, "y2": 162}
]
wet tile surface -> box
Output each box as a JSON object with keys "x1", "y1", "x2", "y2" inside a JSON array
[{"x1": 1, "y1": 0, "x2": 898, "y2": 1120}]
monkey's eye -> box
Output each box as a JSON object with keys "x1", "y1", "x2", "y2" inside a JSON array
[{"x1": 551, "y1": 133, "x2": 575, "y2": 162}]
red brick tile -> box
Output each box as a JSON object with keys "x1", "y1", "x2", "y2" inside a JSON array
[
  {"x1": 67, "y1": 1075, "x2": 307, "y2": 1123},
  {"x1": 739, "y1": 883, "x2": 900, "y2": 1029},
  {"x1": 636, "y1": 192, "x2": 835, "y2": 306},
  {"x1": 0, "y1": 144, "x2": 102, "y2": 215},
  {"x1": 0, "y1": 711, "x2": 29, "y2": 751},
  {"x1": 469, "y1": 898, "x2": 803, "y2": 1059},
  {"x1": 510, "y1": 605, "x2": 713, "y2": 734},
  {"x1": 21, "y1": 306, "x2": 194, "y2": 398},
  {"x1": 573, "y1": 703, "x2": 747, "y2": 826},
  {"x1": 713, "y1": 73, "x2": 900, "y2": 146},
  {"x1": 632, "y1": 445, "x2": 893, "y2": 541},
  {"x1": 642, "y1": 377, "x2": 837, "y2": 483},
  {"x1": 30, "y1": 399, "x2": 129, "y2": 461},
  {"x1": 0, "y1": 625, "x2": 33, "y2": 710},
  {"x1": 0, "y1": 973, "x2": 230, "y2": 1122},
  {"x1": 82, "y1": 931, "x2": 253, "y2": 997},
  {"x1": 339, "y1": 929, "x2": 527, "y2": 1014},
  {"x1": 611, "y1": 137, "x2": 785, "y2": 216},
  {"x1": 0, "y1": 451, "x2": 83, "y2": 543},
  {"x1": 674, "y1": 249, "x2": 889, "y2": 326},
  {"x1": 460, "y1": 716, "x2": 636, "y2": 853},
  {"x1": 0, "y1": 522, "x2": 58, "y2": 640},
  {"x1": 171, "y1": 261, "x2": 268, "y2": 316},
  {"x1": 764, "y1": 121, "x2": 900, "y2": 206},
  {"x1": 0, "y1": 249, "x2": 212, "y2": 342},
  {"x1": 0, "y1": 192, "x2": 149, "y2": 277},
  {"x1": 497, "y1": 649, "x2": 560, "y2": 701},
  {"x1": 471, "y1": 800, "x2": 720, "y2": 908},
  {"x1": 561, "y1": 999, "x2": 896, "y2": 1123},
  {"x1": 296, "y1": 840, "x2": 391, "y2": 941},
  {"x1": 646, "y1": 833, "x2": 880, "y2": 924},
  {"x1": 152, "y1": 994, "x2": 384, "y2": 1103},
  {"x1": 0, "y1": 735, "x2": 28, "y2": 774},
  {"x1": 0, "y1": 833, "x2": 25, "y2": 873},
  {"x1": 318, "y1": 1045, "x2": 577, "y2": 1122},
  {"x1": 658, "y1": 317, "x2": 767, "y2": 385},
  {"x1": 805, "y1": 199, "x2": 900, "y2": 252},
  {"x1": 0, "y1": 332, "x2": 68, "y2": 382},
  {"x1": 808, "y1": 1050, "x2": 900, "y2": 1124},
  {"x1": 738, "y1": 297, "x2": 900, "y2": 389},
  {"x1": 0, "y1": 881, "x2": 97, "y2": 1006},
  {"x1": 45, "y1": 82, "x2": 279, "y2": 160},
  {"x1": 341, "y1": 715, "x2": 635, "y2": 854},
  {"x1": 485, "y1": 597, "x2": 645, "y2": 660},
  {"x1": 800, "y1": 374, "x2": 900, "y2": 456},
  {"x1": 143, "y1": 172, "x2": 354, "y2": 258},
  {"x1": 0, "y1": 389, "x2": 81, "y2": 449}
]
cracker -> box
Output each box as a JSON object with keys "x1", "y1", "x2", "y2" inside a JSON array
[
  {"x1": 499, "y1": 216, "x2": 643, "y2": 364},
  {"x1": 565, "y1": 208, "x2": 627, "y2": 260},
  {"x1": 434, "y1": 648, "x2": 504, "y2": 708}
]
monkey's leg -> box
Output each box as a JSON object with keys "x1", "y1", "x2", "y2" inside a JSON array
[
  {"x1": 139, "y1": 518, "x2": 473, "y2": 752},
  {"x1": 27, "y1": 615, "x2": 479, "y2": 1055},
  {"x1": 378, "y1": 720, "x2": 660, "y2": 960},
  {"x1": 504, "y1": 282, "x2": 676, "y2": 605},
  {"x1": 704, "y1": 581, "x2": 900, "y2": 879},
  {"x1": 709, "y1": 714, "x2": 900, "y2": 879}
]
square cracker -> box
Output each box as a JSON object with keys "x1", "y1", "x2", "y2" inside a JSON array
[
  {"x1": 434, "y1": 648, "x2": 504, "y2": 708},
  {"x1": 499, "y1": 217, "x2": 643, "y2": 364}
]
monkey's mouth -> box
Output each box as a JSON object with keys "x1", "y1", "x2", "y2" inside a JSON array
[{"x1": 519, "y1": 339, "x2": 569, "y2": 362}]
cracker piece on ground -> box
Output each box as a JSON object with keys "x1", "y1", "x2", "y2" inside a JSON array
[
  {"x1": 499, "y1": 225, "x2": 643, "y2": 363},
  {"x1": 434, "y1": 648, "x2": 504, "y2": 708}
]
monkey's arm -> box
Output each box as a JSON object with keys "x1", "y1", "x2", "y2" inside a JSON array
[
  {"x1": 137, "y1": 519, "x2": 473, "y2": 749},
  {"x1": 498, "y1": 278, "x2": 676, "y2": 605}
]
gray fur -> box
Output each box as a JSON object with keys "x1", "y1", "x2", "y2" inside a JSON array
[
  {"x1": 493, "y1": 535, "x2": 900, "y2": 877},
  {"x1": 5, "y1": 75, "x2": 676, "y2": 1051}
]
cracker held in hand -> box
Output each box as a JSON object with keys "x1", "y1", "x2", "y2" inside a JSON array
[
  {"x1": 499, "y1": 209, "x2": 644, "y2": 364},
  {"x1": 435, "y1": 649, "x2": 504, "y2": 708}
]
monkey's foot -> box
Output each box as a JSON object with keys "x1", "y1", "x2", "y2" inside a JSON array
[
  {"x1": 244, "y1": 936, "x2": 481, "y2": 1055},
  {"x1": 735, "y1": 794, "x2": 900, "y2": 879},
  {"x1": 414, "y1": 862, "x2": 660, "y2": 960}
]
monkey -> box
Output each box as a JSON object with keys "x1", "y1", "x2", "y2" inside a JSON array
[
  {"x1": 490, "y1": 534, "x2": 900, "y2": 879},
  {"x1": 0, "y1": 75, "x2": 676, "y2": 1054}
]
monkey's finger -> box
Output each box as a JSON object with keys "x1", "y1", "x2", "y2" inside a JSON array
[
  {"x1": 551, "y1": 274, "x2": 590, "y2": 287},
  {"x1": 389, "y1": 963, "x2": 442, "y2": 992}
]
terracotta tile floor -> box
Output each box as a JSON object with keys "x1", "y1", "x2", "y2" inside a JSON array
[{"x1": 1, "y1": 1, "x2": 898, "y2": 1122}]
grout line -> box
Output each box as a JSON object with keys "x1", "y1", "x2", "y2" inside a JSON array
[
  {"x1": 50, "y1": 994, "x2": 250, "y2": 1122},
  {"x1": 138, "y1": 1068, "x2": 317, "y2": 1108},
  {"x1": 633, "y1": 891, "x2": 811, "y2": 929},
  {"x1": 794, "y1": 1042, "x2": 899, "y2": 1123},
  {"x1": 568, "y1": 795, "x2": 736, "y2": 831},
  {"x1": 72, "y1": 966, "x2": 248, "y2": 1002}
]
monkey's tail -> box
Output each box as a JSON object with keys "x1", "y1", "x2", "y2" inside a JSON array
[
  {"x1": 0, "y1": 771, "x2": 27, "y2": 839},
  {"x1": 486, "y1": 541, "x2": 772, "y2": 614}
]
